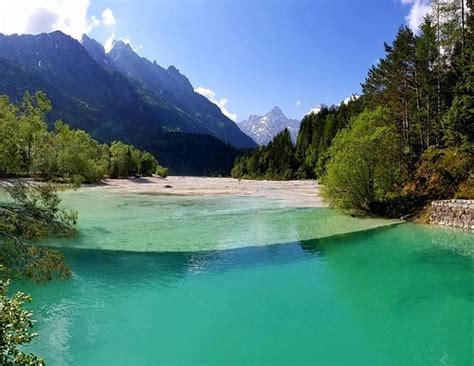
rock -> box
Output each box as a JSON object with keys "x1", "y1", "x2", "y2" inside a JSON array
[{"x1": 430, "y1": 199, "x2": 474, "y2": 230}]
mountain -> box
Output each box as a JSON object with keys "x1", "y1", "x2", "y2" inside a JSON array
[
  {"x1": 238, "y1": 106, "x2": 300, "y2": 145},
  {"x1": 0, "y1": 31, "x2": 256, "y2": 175},
  {"x1": 82, "y1": 35, "x2": 256, "y2": 149}
]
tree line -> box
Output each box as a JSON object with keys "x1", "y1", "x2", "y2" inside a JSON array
[
  {"x1": 233, "y1": 0, "x2": 473, "y2": 216},
  {"x1": 232, "y1": 99, "x2": 364, "y2": 181},
  {"x1": 0, "y1": 92, "x2": 168, "y2": 183}
]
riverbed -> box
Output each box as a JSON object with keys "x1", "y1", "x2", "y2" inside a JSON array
[{"x1": 19, "y1": 179, "x2": 473, "y2": 365}]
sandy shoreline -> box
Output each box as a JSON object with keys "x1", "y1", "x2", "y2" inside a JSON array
[{"x1": 82, "y1": 176, "x2": 326, "y2": 208}]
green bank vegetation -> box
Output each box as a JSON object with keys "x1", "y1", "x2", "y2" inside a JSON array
[
  {"x1": 0, "y1": 273, "x2": 45, "y2": 365},
  {"x1": 0, "y1": 92, "x2": 168, "y2": 183},
  {"x1": 233, "y1": 1, "x2": 473, "y2": 216}
]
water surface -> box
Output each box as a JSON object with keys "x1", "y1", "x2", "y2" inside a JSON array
[
  {"x1": 19, "y1": 190, "x2": 473, "y2": 365},
  {"x1": 45, "y1": 189, "x2": 398, "y2": 252}
]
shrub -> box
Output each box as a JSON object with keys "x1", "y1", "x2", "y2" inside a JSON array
[
  {"x1": 155, "y1": 165, "x2": 169, "y2": 178},
  {"x1": 405, "y1": 147, "x2": 473, "y2": 200},
  {"x1": 322, "y1": 107, "x2": 400, "y2": 213},
  {"x1": 0, "y1": 277, "x2": 45, "y2": 365}
]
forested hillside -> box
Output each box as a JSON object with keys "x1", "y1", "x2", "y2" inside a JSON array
[
  {"x1": 95, "y1": 38, "x2": 256, "y2": 149},
  {"x1": 233, "y1": 0, "x2": 473, "y2": 216}
]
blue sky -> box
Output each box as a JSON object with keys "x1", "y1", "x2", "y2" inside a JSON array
[{"x1": 0, "y1": 0, "x2": 426, "y2": 121}]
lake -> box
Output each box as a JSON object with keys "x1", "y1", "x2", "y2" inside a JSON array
[{"x1": 20, "y1": 189, "x2": 473, "y2": 365}]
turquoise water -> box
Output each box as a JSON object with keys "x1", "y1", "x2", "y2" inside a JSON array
[
  {"x1": 43, "y1": 189, "x2": 399, "y2": 252},
  {"x1": 17, "y1": 190, "x2": 474, "y2": 365}
]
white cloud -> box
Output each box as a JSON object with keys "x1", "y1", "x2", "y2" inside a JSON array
[
  {"x1": 102, "y1": 8, "x2": 115, "y2": 26},
  {"x1": 91, "y1": 15, "x2": 100, "y2": 28},
  {"x1": 401, "y1": 0, "x2": 431, "y2": 33},
  {"x1": 104, "y1": 33, "x2": 116, "y2": 53},
  {"x1": 306, "y1": 103, "x2": 327, "y2": 116},
  {"x1": 217, "y1": 98, "x2": 237, "y2": 121},
  {"x1": 103, "y1": 34, "x2": 143, "y2": 53},
  {"x1": 307, "y1": 107, "x2": 321, "y2": 115},
  {"x1": 122, "y1": 38, "x2": 143, "y2": 52},
  {"x1": 195, "y1": 87, "x2": 215, "y2": 100},
  {"x1": 296, "y1": 101, "x2": 302, "y2": 106},
  {"x1": 341, "y1": 94, "x2": 360, "y2": 105},
  {"x1": 0, "y1": 0, "x2": 103, "y2": 40},
  {"x1": 195, "y1": 86, "x2": 237, "y2": 121}
]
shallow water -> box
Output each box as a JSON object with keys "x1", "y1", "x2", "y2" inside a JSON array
[
  {"x1": 44, "y1": 189, "x2": 399, "y2": 252},
  {"x1": 17, "y1": 190, "x2": 474, "y2": 365}
]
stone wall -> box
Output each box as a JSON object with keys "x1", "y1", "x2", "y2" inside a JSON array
[{"x1": 430, "y1": 200, "x2": 473, "y2": 230}]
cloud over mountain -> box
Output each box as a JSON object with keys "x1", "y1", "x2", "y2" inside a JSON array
[{"x1": 195, "y1": 86, "x2": 237, "y2": 121}]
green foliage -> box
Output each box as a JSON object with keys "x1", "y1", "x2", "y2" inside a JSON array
[
  {"x1": 109, "y1": 141, "x2": 165, "y2": 178},
  {"x1": 0, "y1": 96, "x2": 21, "y2": 175},
  {"x1": 361, "y1": 9, "x2": 471, "y2": 157},
  {"x1": 0, "y1": 93, "x2": 167, "y2": 182},
  {"x1": 0, "y1": 183, "x2": 66, "y2": 363},
  {"x1": 232, "y1": 99, "x2": 364, "y2": 181},
  {"x1": 32, "y1": 121, "x2": 109, "y2": 183},
  {"x1": 18, "y1": 92, "x2": 51, "y2": 175},
  {"x1": 106, "y1": 140, "x2": 176, "y2": 179},
  {"x1": 296, "y1": 100, "x2": 364, "y2": 178},
  {"x1": 109, "y1": 141, "x2": 137, "y2": 179},
  {"x1": 404, "y1": 147, "x2": 473, "y2": 200},
  {"x1": 322, "y1": 108, "x2": 400, "y2": 213},
  {"x1": 442, "y1": 49, "x2": 474, "y2": 146},
  {"x1": 0, "y1": 181, "x2": 74, "y2": 281},
  {"x1": 0, "y1": 276, "x2": 44, "y2": 366},
  {"x1": 354, "y1": 2, "x2": 473, "y2": 216},
  {"x1": 232, "y1": 129, "x2": 297, "y2": 180},
  {"x1": 456, "y1": 174, "x2": 474, "y2": 199},
  {"x1": 415, "y1": 17, "x2": 440, "y2": 147},
  {"x1": 139, "y1": 152, "x2": 159, "y2": 176},
  {"x1": 0, "y1": 92, "x2": 49, "y2": 176},
  {"x1": 155, "y1": 165, "x2": 169, "y2": 178}
]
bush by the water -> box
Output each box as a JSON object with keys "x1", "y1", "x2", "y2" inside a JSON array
[
  {"x1": 321, "y1": 108, "x2": 400, "y2": 213},
  {"x1": 0, "y1": 276, "x2": 44, "y2": 365}
]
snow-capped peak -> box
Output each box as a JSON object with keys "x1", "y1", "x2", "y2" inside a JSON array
[
  {"x1": 341, "y1": 93, "x2": 360, "y2": 105},
  {"x1": 238, "y1": 106, "x2": 301, "y2": 145}
]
